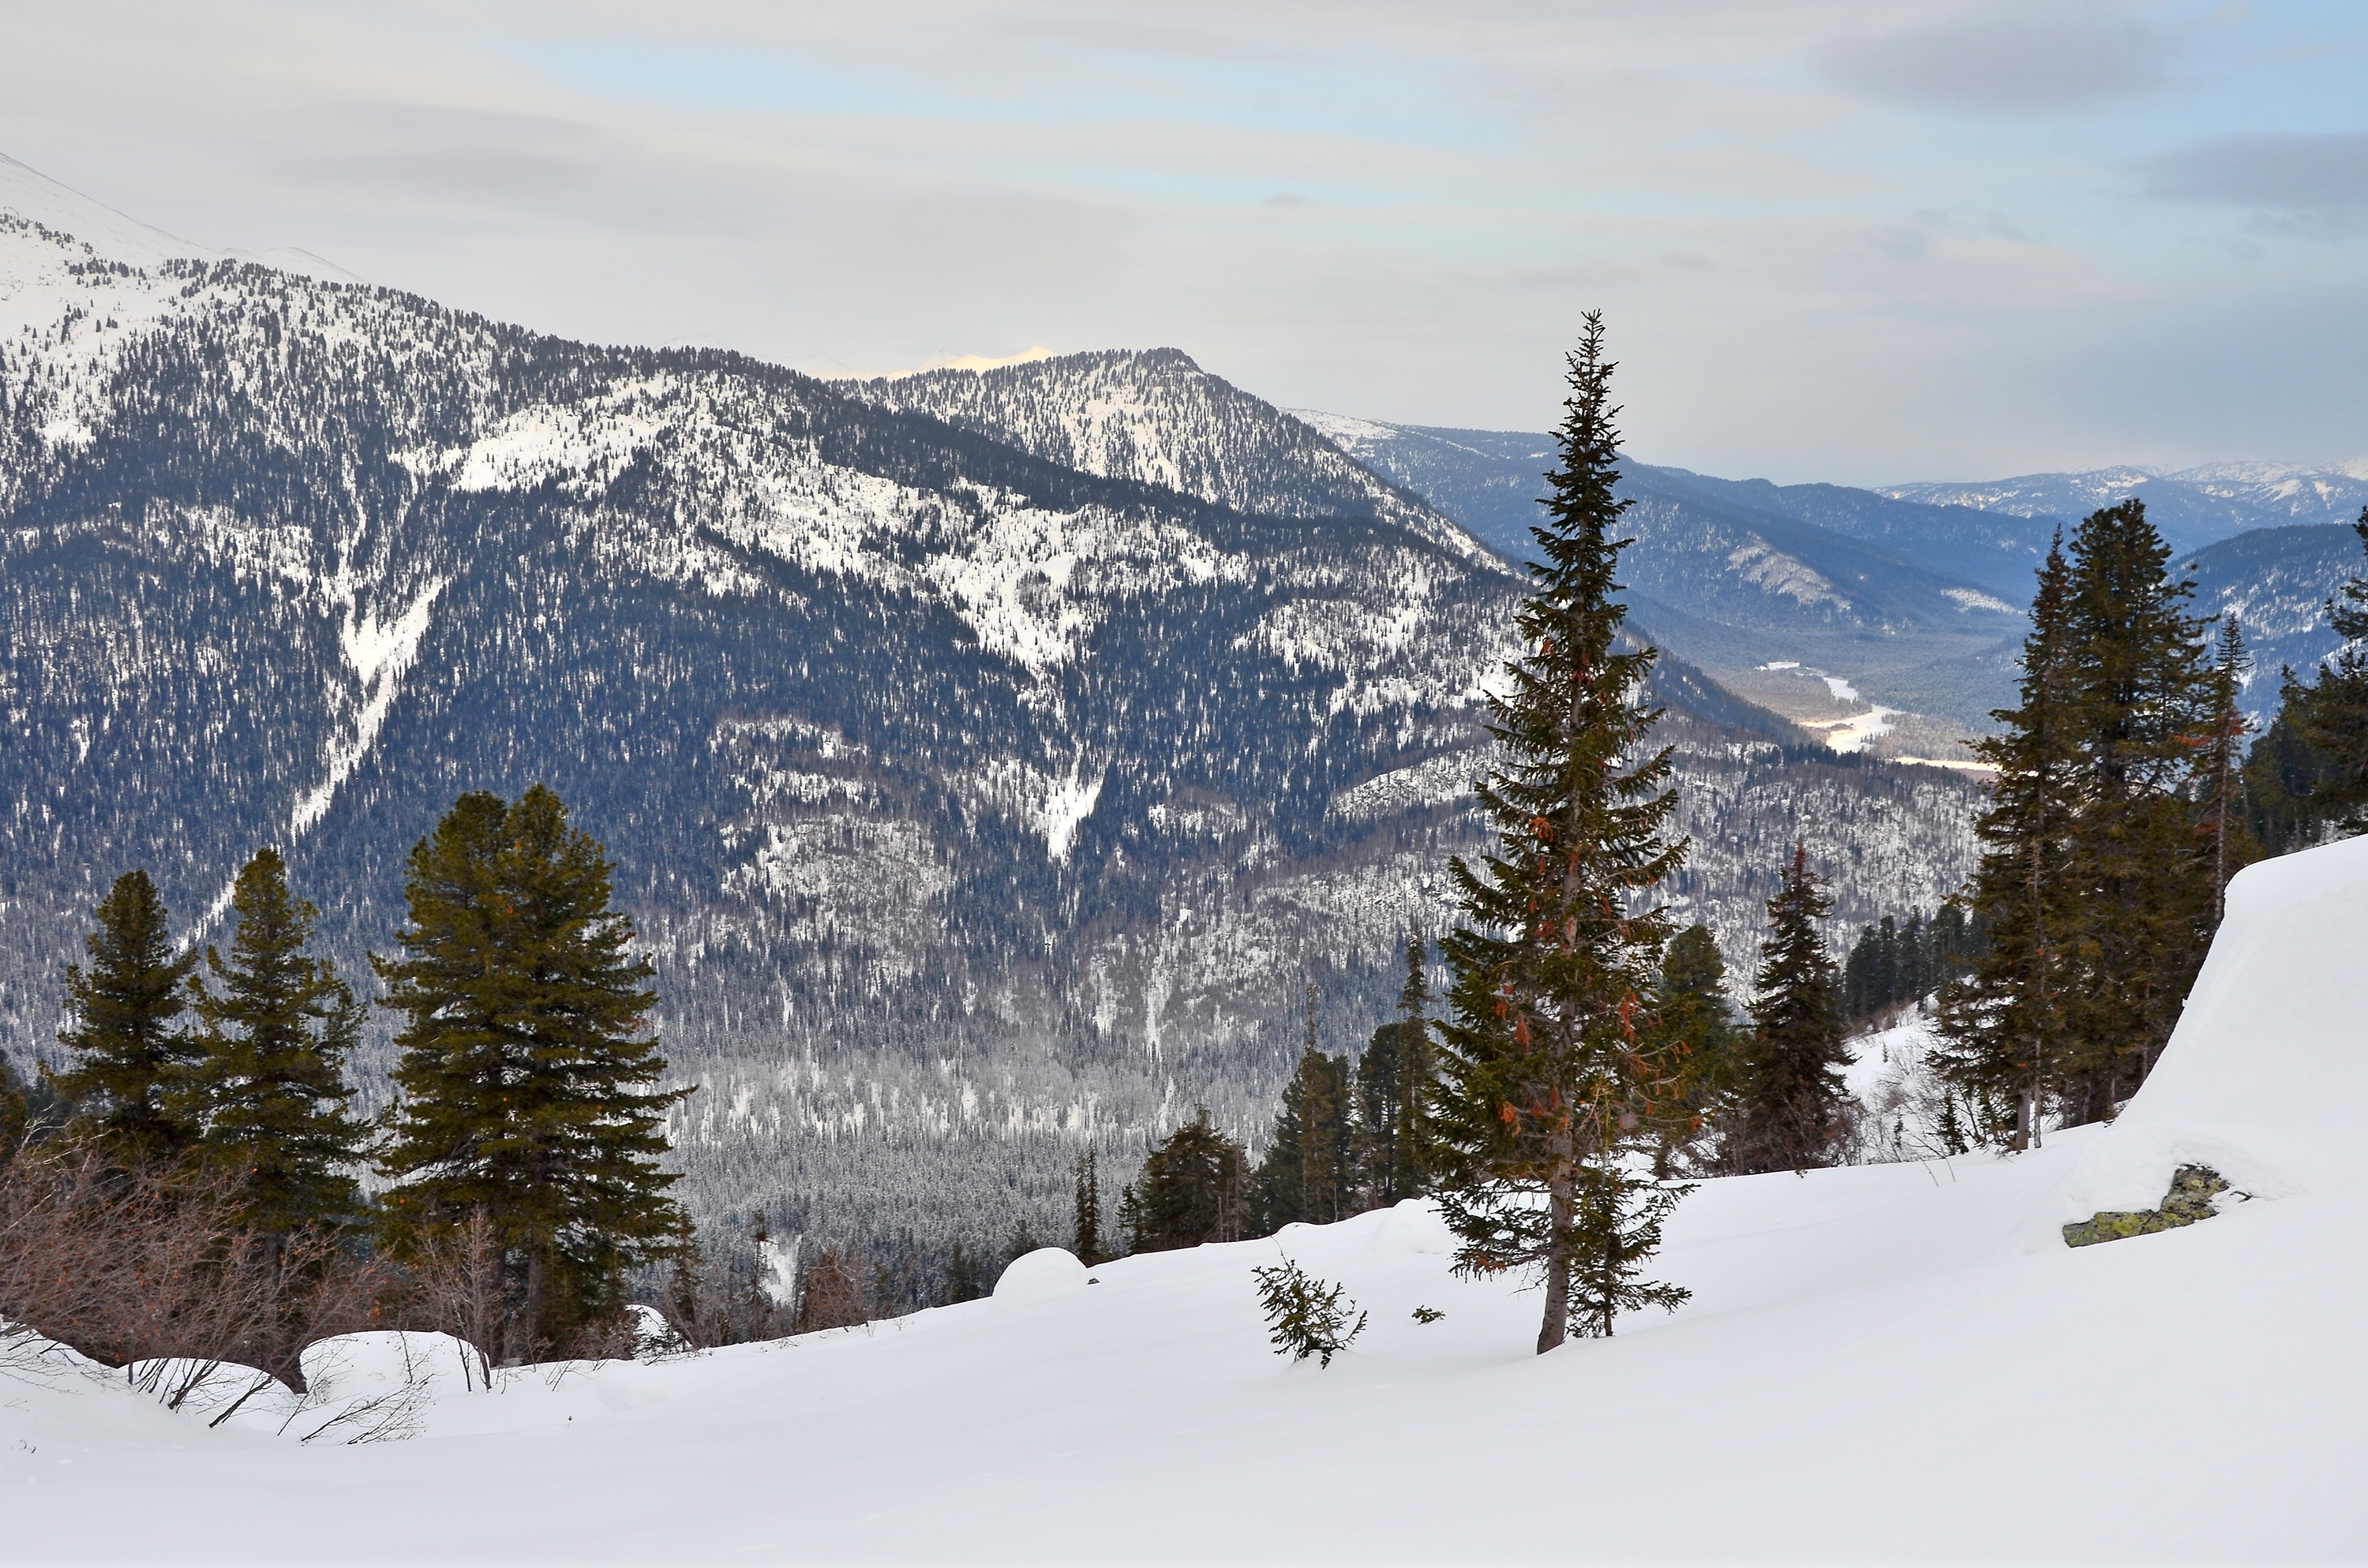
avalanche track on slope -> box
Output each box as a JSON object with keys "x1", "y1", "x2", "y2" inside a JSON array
[{"x1": 6, "y1": 834, "x2": 2363, "y2": 1562}]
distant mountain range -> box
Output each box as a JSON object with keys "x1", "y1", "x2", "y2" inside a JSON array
[
  {"x1": 1885, "y1": 465, "x2": 2368, "y2": 556},
  {"x1": 1299, "y1": 414, "x2": 2365, "y2": 731}
]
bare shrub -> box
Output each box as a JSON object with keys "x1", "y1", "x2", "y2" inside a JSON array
[
  {"x1": 792, "y1": 1248, "x2": 868, "y2": 1333},
  {"x1": 0, "y1": 1152, "x2": 395, "y2": 1391}
]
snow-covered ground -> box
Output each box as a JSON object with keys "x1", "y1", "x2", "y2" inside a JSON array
[{"x1": 9, "y1": 836, "x2": 2368, "y2": 1562}]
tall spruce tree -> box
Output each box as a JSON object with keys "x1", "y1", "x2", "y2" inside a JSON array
[
  {"x1": 1722, "y1": 846, "x2": 1850, "y2": 1173},
  {"x1": 2281, "y1": 511, "x2": 2368, "y2": 833},
  {"x1": 1354, "y1": 935, "x2": 1433, "y2": 1207},
  {"x1": 178, "y1": 848, "x2": 366, "y2": 1233},
  {"x1": 49, "y1": 870, "x2": 200, "y2": 1167},
  {"x1": 1117, "y1": 1107, "x2": 1247, "y2": 1253},
  {"x1": 1936, "y1": 537, "x2": 2081, "y2": 1147},
  {"x1": 2197, "y1": 616, "x2": 2260, "y2": 926},
  {"x1": 2054, "y1": 500, "x2": 2214, "y2": 1123},
  {"x1": 1429, "y1": 314, "x2": 1690, "y2": 1353},
  {"x1": 1250, "y1": 1039, "x2": 1354, "y2": 1233},
  {"x1": 376, "y1": 785, "x2": 691, "y2": 1356},
  {"x1": 1071, "y1": 1147, "x2": 1103, "y2": 1264},
  {"x1": 1651, "y1": 923, "x2": 1737, "y2": 1177}
]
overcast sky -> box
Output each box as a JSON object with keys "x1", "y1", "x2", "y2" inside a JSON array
[{"x1": 4, "y1": 1, "x2": 2362, "y2": 482}]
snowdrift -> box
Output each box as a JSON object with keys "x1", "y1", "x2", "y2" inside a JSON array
[{"x1": 6, "y1": 840, "x2": 2365, "y2": 1562}]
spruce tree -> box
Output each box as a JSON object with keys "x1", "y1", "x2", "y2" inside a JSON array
[
  {"x1": 2197, "y1": 616, "x2": 2260, "y2": 926},
  {"x1": 1250, "y1": 1036, "x2": 1354, "y2": 1233},
  {"x1": 1722, "y1": 846, "x2": 1850, "y2": 1173},
  {"x1": 49, "y1": 869, "x2": 200, "y2": 1167},
  {"x1": 178, "y1": 848, "x2": 366, "y2": 1234},
  {"x1": 1353, "y1": 935, "x2": 1433, "y2": 1207},
  {"x1": 0, "y1": 1057, "x2": 28, "y2": 1163},
  {"x1": 2054, "y1": 500, "x2": 2213, "y2": 1123},
  {"x1": 1936, "y1": 537, "x2": 2081, "y2": 1147},
  {"x1": 1117, "y1": 1107, "x2": 1246, "y2": 1253},
  {"x1": 2283, "y1": 511, "x2": 2368, "y2": 833},
  {"x1": 1429, "y1": 314, "x2": 1690, "y2": 1353},
  {"x1": 1071, "y1": 1147, "x2": 1103, "y2": 1264},
  {"x1": 1651, "y1": 923, "x2": 1737, "y2": 1177},
  {"x1": 376, "y1": 785, "x2": 691, "y2": 1355}
]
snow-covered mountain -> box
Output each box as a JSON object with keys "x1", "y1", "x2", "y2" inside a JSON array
[
  {"x1": 1296, "y1": 413, "x2": 2031, "y2": 732},
  {"x1": 1884, "y1": 462, "x2": 2368, "y2": 554},
  {"x1": 9, "y1": 828, "x2": 2363, "y2": 1562},
  {"x1": 0, "y1": 156, "x2": 1983, "y2": 1254},
  {"x1": 856, "y1": 350, "x2": 1488, "y2": 565},
  {"x1": 2181, "y1": 523, "x2": 2368, "y2": 725}
]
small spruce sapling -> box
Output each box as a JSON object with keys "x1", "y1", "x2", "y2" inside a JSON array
[{"x1": 1251, "y1": 1256, "x2": 1366, "y2": 1368}]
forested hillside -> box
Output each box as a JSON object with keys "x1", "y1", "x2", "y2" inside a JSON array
[{"x1": 0, "y1": 194, "x2": 1980, "y2": 1259}]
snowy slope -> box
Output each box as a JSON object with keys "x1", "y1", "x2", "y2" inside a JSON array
[
  {"x1": 0, "y1": 152, "x2": 360, "y2": 283},
  {"x1": 6, "y1": 836, "x2": 2362, "y2": 1562}
]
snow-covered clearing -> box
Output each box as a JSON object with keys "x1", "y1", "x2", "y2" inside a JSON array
[{"x1": 7, "y1": 836, "x2": 2366, "y2": 1562}]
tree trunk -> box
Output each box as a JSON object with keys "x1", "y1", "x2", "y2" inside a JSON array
[{"x1": 1537, "y1": 1154, "x2": 1572, "y2": 1354}]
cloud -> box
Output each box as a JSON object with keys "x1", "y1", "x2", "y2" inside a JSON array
[
  {"x1": 2138, "y1": 132, "x2": 2368, "y2": 228},
  {"x1": 1817, "y1": 17, "x2": 2175, "y2": 116}
]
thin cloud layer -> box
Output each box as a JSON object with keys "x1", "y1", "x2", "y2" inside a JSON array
[
  {"x1": 1816, "y1": 15, "x2": 2177, "y2": 117},
  {"x1": 0, "y1": 0, "x2": 2359, "y2": 481},
  {"x1": 2141, "y1": 131, "x2": 2368, "y2": 223}
]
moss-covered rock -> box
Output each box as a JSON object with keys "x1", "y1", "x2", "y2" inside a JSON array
[{"x1": 2063, "y1": 1166, "x2": 2229, "y2": 1248}]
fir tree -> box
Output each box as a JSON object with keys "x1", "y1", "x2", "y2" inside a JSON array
[
  {"x1": 2282, "y1": 511, "x2": 2368, "y2": 834},
  {"x1": 1353, "y1": 935, "x2": 1433, "y2": 1207},
  {"x1": 2197, "y1": 615, "x2": 2260, "y2": 926},
  {"x1": 2053, "y1": 500, "x2": 2214, "y2": 1124},
  {"x1": 49, "y1": 870, "x2": 200, "y2": 1168},
  {"x1": 178, "y1": 848, "x2": 366, "y2": 1234},
  {"x1": 1567, "y1": 1162, "x2": 1689, "y2": 1338},
  {"x1": 1722, "y1": 846, "x2": 1850, "y2": 1173},
  {"x1": 1250, "y1": 1257, "x2": 1366, "y2": 1368},
  {"x1": 376, "y1": 786, "x2": 691, "y2": 1356},
  {"x1": 943, "y1": 1241, "x2": 989, "y2": 1304},
  {"x1": 1651, "y1": 923, "x2": 1737, "y2": 1177},
  {"x1": 0, "y1": 1057, "x2": 28, "y2": 1163},
  {"x1": 1071, "y1": 1147, "x2": 1103, "y2": 1265},
  {"x1": 1117, "y1": 1107, "x2": 1247, "y2": 1253},
  {"x1": 1250, "y1": 1031, "x2": 1354, "y2": 1233},
  {"x1": 1937, "y1": 537, "x2": 2081, "y2": 1147},
  {"x1": 2243, "y1": 702, "x2": 2335, "y2": 856},
  {"x1": 1429, "y1": 314, "x2": 1690, "y2": 1353}
]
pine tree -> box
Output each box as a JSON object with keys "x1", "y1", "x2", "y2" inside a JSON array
[
  {"x1": 376, "y1": 786, "x2": 692, "y2": 1356},
  {"x1": 1429, "y1": 314, "x2": 1690, "y2": 1354},
  {"x1": 2053, "y1": 500, "x2": 2214, "y2": 1124},
  {"x1": 178, "y1": 848, "x2": 366, "y2": 1234},
  {"x1": 1936, "y1": 537, "x2": 2081, "y2": 1147},
  {"x1": 2283, "y1": 511, "x2": 2368, "y2": 833},
  {"x1": 1117, "y1": 1107, "x2": 1247, "y2": 1253},
  {"x1": 48, "y1": 869, "x2": 201, "y2": 1168},
  {"x1": 1722, "y1": 845, "x2": 1850, "y2": 1173},
  {"x1": 1071, "y1": 1147, "x2": 1103, "y2": 1264},
  {"x1": 2197, "y1": 615, "x2": 2261, "y2": 925}
]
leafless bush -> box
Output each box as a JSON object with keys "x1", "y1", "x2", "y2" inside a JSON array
[
  {"x1": 793, "y1": 1248, "x2": 868, "y2": 1334},
  {"x1": 385, "y1": 1211, "x2": 504, "y2": 1387},
  {"x1": 0, "y1": 1152, "x2": 394, "y2": 1391}
]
